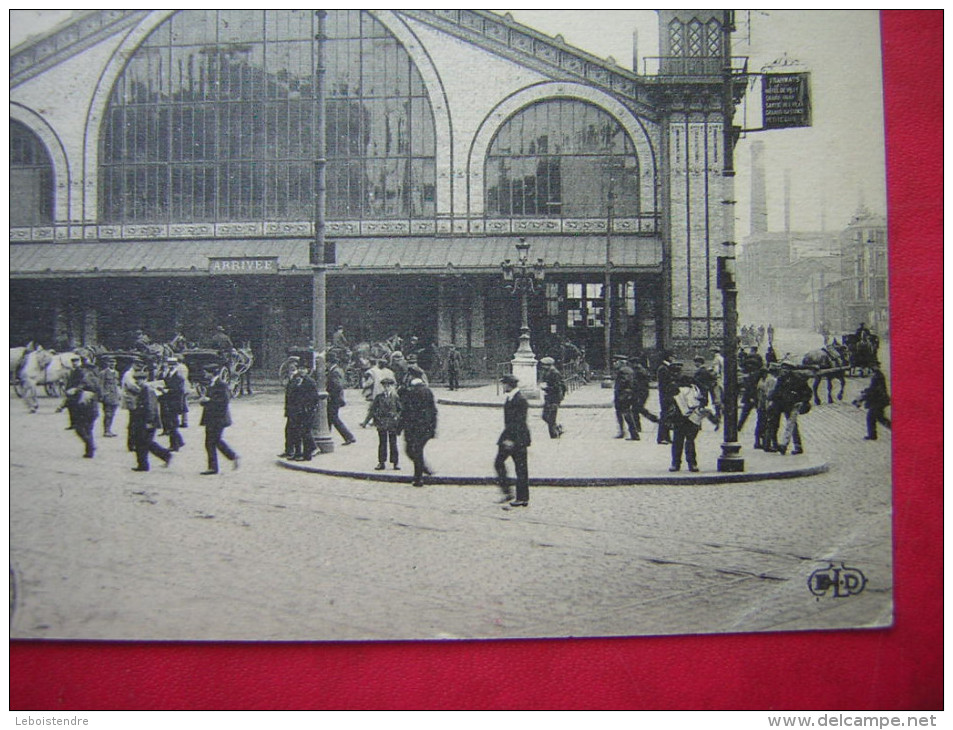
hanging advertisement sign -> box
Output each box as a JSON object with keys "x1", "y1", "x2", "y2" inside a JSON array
[{"x1": 762, "y1": 72, "x2": 812, "y2": 129}]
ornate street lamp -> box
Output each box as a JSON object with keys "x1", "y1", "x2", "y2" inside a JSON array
[{"x1": 501, "y1": 237, "x2": 545, "y2": 396}]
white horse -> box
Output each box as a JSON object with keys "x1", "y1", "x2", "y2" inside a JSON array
[
  {"x1": 42, "y1": 352, "x2": 81, "y2": 397},
  {"x1": 16, "y1": 348, "x2": 53, "y2": 412},
  {"x1": 10, "y1": 341, "x2": 36, "y2": 384}
]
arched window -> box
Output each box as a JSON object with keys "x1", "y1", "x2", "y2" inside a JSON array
[
  {"x1": 99, "y1": 10, "x2": 436, "y2": 224},
  {"x1": 10, "y1": 120, "x2": 54, "y2": 226},
  {"x1": 485, "y1": 100, "x2": 640, "y2": 219}
]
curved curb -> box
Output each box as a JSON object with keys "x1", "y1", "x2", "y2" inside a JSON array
[{"x1": 276, "y1": 459, "x2": 829, "y2": 486}]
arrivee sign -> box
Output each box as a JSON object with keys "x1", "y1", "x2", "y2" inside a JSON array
[{"x1": 208, "y1": 257, "x2": 279, "y2": 274}]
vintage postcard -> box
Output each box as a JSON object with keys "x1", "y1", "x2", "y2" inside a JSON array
[{"x1": 9, "y1": 10, "x2": 891, "y2": 642}]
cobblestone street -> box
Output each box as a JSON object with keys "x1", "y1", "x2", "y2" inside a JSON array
[{"x1": 10, "y1": 331, "x2": 893, "y2": 642}]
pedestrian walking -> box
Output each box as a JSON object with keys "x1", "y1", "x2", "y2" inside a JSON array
[
  {"x1": 854, "y1": 360, "x2": 891, "y2": 440},
  {"x1": 494, "y1": 373, "x2": 531, "y2": 508},
  {"x1": 539, "y1": 356, "x2": 565, "y2": 438},
  {"x1": 613, "y1": 355, "x2": 638, "y2": 440},
  {"x1": 158, "y1": 356, "x2": 186, "y2": 452},
  {"x1": 199, "y1": 364, "x2": 239, "y2": 474},
  {"x1": 400, "y1": 377, "x2": 437, "y2": 487},
  {"x1": 98, "y1": 356, "x2": 121, "y2": 438},
  {"x1": 327, "y1": 353, "x2": 356, "y2": 446},
  {"x1": 446, "y1": 345, "x2": 462, "y2": 390},
  {"x1": 668, "y1": 374, "x2": 709, "y2": 472},
  {"x1": 128, "y1": 369, "x2": 173, "y2": 472},
  {"x1": 754, "y1": 362, "x2": 780, "y2": 451},
  {"x1": 369, "y1": 376, "x2": 402, "y2": 470},
  {"x1": 64, "y1": 355, "x2": 101, "y2": 458},
  {"x1": 774, "y1": 362, "x2": 812, "y2": 456}
]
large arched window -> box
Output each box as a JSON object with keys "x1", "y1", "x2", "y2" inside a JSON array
[
  {"x1": 10, "y1": 120, "x2": 54, "y2": 226},
  {"x1": 485, "y1": 99, "x2": 640, "y2": 219},
  {"x1": 99, "y1": 10, "x2": 436, "y2": 224}
]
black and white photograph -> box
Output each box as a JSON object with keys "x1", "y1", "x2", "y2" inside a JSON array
[{"x1": 9, "y1": 10, "x2": 892, "y2": 643}]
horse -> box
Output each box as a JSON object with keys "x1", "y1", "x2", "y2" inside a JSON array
[
  {"x1": 10, "y1": 341, "x2": 37, "y2": 388},
  {"x1": 801, "y1": 343, "x2": 849, "y2": 405},
  {"x1": 16, "y1": 347, "x2": 54, "y2": 412}
]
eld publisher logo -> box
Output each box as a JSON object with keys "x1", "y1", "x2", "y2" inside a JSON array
[{"x1": 808, "y1": 563, "x2": 867, "y2": 599}]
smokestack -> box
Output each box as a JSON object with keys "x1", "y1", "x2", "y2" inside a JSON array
[
  {"x1": 632, "y1": 28, "x2": 639, "y2": 73},
  {"x1": 749, "y1": 141, "x2": 767, "y2": 234}
]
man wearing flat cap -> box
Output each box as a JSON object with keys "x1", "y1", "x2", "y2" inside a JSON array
[
  {"x1": 495, "y1": 374, "x2": 531, "y2": 508},
  {"x1": 198, "y1": 363, "x2": 240, "y2": 474},
  {"x1": 98, "y1": 356, "x2": 121, "y2": 438},
  {"x1": 538, "y1": 356, "x2": 566, "y2": 439}
]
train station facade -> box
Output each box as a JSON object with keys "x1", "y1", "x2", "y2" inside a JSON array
[{"x1": 10, "y1": 9, "x2": 739, "y2": 376}]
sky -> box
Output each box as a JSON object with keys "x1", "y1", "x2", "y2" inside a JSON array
[{"x1": 10, "y1": 10, "x2": 888, "y2": 239}]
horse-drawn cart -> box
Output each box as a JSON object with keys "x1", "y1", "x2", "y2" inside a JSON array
[{"x1": 179, "y1": 348, "x2": 252, "y2": 397}]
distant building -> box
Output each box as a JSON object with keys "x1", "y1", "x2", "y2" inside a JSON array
[
  {"x1": 736, "y1": 141, "x2": 887, "y2": 337},
  {"x1": 831, "y1": 206, "x2": 889, "y2": 337}
]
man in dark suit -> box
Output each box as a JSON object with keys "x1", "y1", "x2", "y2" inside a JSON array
[
  {"x1": 400, "y1": 377, "x2": 437, "y2": 487},
  {"x1": 199, "y1": 364, "x2": 239, "y2": 474},
  {"x1": 158, "y1": 356, "x2": 187, "y2": 452},
  {"x1": 129, "y1": 369, "x2": 173, "y2": 472},
  {"x1": 326, "y1": 353, "x2": 356, "y2": 446},
  {"x1": 494, "y1": 374, "x2": 531, "y2": 508},
  {"x1": 656, "y1": 353, "x2": 679, "y2": 445},
  {"x1": 855, "y1": 360, "x2": 891, "y2": 440},
  {"x1": 64, "y1": 355, "x2": 101, "y2": 458}
]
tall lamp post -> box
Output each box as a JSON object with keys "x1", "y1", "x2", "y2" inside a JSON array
[
  {"x1": 602, "y1": 186, "x2": 615, "y2": 387},
  {"x1": 501, "y1": 237, "x2": 545, "y2": 396},
  {"x1": 717, "y1": 10, "x2": 744, "y2": 472},
  {"x1": 310, "y1": 9, "x2": 334, "y2": 454}
]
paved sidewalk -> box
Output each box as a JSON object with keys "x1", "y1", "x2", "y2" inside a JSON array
[{"x1": 280, "y1": 383, "x2": 828, "y2": 485}]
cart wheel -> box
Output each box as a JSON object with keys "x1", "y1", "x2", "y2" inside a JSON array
[
  {"x1": 45, "y1": 381, "x2": 62, "y2": 397},
  {"x1": 195, "y1": 383, "x2": 207, "y2": 399},
  {"x1": 229, "y1": 377, "x2": 243, "y2": 398}
]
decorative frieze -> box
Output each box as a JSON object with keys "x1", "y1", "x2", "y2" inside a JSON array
[
  {"x1": 215, "y1": 222, "x2": 262, "y2": 238},
  {"x1": 9, "y1": 217, "x2": 661, "y2": 243},
  {"x1": 169, "y1": 223, "x2": 216, "y2": 239},
  {"x1": 362, "y1": 220, "x2": 410, "y2": 236},
  {"x1": 264, "y1": 222, "x2": 311, "y2": 237},
  {"x1": 123, "y1": 224, "x2": 168, "y2": 239}
]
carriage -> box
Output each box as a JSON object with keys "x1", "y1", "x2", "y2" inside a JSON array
[
  {"x1": 179, "y1": 348, "x2": 253, "y2": 397},
  {"x1": 840, "y1": 333, "x2": 880, "y2": 376}
]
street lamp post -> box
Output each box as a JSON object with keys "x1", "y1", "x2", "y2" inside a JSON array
[
  {"x1": 310, "y1": 9, "x2": 334, "y2": 454},
  {"x1": 501, "y1": 237, "x2": 545, "y2": 397},
  {"x1": 602, "y1": 187, "x2": 615, "y2": 388},
  {"x1": 717, "y1": 10, "x2": 744, "y2": 472}
]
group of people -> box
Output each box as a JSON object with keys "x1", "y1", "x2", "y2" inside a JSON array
[
  {"x1": 281, "y1": 349, "x2": 439, "y2": 488},
  {"x1": 59, "y1": 353, "x2": 239, "y2": 475},
  {"x1": 48, "y1": 322, "x2": 890, "y2": 506}
]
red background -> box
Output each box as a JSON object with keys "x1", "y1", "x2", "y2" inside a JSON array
[{"x1": 10, "y1": 10, "x2": 943, "y2": 711}]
